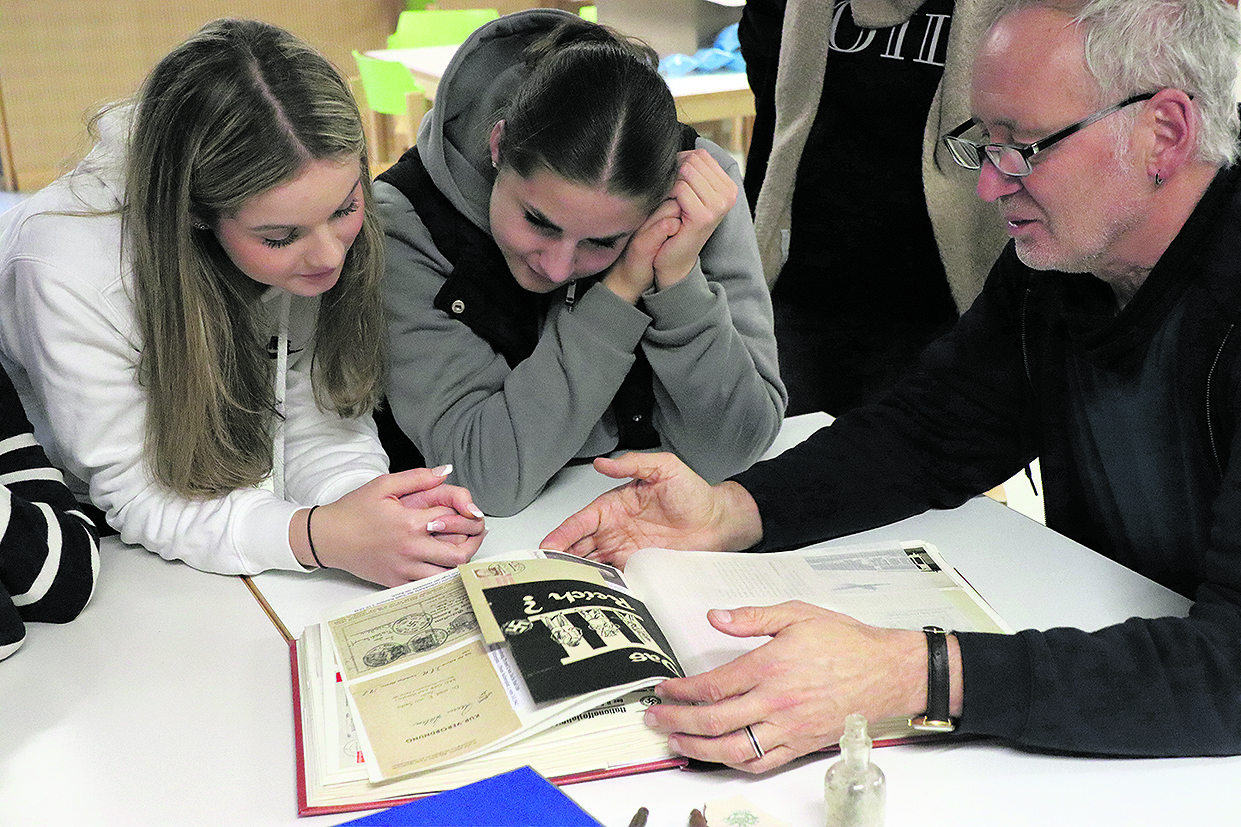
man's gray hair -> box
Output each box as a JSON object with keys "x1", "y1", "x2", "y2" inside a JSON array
[{"x1": 986, "y1": 0, "x2": 1241, "y2": 166}]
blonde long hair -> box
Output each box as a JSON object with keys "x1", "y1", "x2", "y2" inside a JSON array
[{"x1": 124, "y1": 19, "x2": 386, "y2": 497}]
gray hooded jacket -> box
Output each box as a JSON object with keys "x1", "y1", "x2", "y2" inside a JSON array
[{"x1": 376, "y1": 9, "x2": 786, "y2": 516}]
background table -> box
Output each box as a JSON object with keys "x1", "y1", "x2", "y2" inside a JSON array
[
  {"x1": 366, "y1": 45, "x2": 756, "y2": 153},
  {"x1": 2, "y1": 414, "x2": 1236, "y2": 826}
]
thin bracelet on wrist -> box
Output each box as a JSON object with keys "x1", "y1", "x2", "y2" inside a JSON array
[{"x1": 306, "y1": 504, "x2": 326, "y2": 569}]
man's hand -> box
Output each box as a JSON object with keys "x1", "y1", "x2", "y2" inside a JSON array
[
  {"x1": 644, "y1": 602, "x2": 931, "y2": 772},
  {"x1": 540, "y1": 452, "x2": 762, "y2": 568}
]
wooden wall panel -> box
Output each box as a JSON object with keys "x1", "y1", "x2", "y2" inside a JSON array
[
  {"x1": 0, "y1": 0, "x2": 593, "y2": 190},
  {"x1": 0, "y1": 0, "x2": 404, "y2": 191}
]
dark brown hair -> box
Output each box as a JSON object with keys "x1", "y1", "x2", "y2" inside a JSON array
[{"x1": 495, "y1": 18, "x2": 682, "y2": 212}]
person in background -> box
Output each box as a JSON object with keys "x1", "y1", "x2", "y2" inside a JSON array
[
  {"x1": 0, "y1": 19, "x2": 484, "y2": 588},
  {"x1": 376, "y1": 10, "x2": 786, "y2": 517},
  {"x1": 0, "y1": 361, "x2": 99, "y2": 660},
  {"x1": 741, "y1": 0, "x2": 1008, "y2": 415},
  {"x1": 545, "y1": 0, "x2": 1241, "y2": 767}
]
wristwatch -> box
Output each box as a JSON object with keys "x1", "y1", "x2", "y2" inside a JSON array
[{"x1": 909, "y1": 625, "x2": 956, "y2": 732}]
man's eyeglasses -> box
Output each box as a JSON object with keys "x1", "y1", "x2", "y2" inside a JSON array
[{"x1": 942, "y1": 91, "x2": 1159, "y2": 178}]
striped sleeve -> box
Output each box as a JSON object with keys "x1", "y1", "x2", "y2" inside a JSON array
[{"x1": 0, "y1": 368, "x2": 100, "y2": 659}]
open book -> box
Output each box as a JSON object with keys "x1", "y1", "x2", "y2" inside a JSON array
[{"x1": 292, "y1": 540, "x2": 1010, "y2": 815}]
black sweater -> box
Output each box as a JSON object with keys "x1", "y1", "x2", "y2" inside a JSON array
[{"x1": 735, "y1": 163, "x2": 1241, "y2": 756}]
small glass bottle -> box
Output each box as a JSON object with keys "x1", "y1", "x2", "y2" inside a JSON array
[{"x1": 824, "y1": 713, "x2": 886, "y2": 827}]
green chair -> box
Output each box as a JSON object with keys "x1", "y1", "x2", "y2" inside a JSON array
[
  {"x1": 386, "y1": 8, "x2": 500, "y2": 50},
  {"x1": 351, "y1": 50, "x2": 430, "y2": 171}
]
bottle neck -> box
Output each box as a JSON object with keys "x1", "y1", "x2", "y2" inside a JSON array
[{"x1": 842, "y1": 739, "x2": 871, "y2": 771}]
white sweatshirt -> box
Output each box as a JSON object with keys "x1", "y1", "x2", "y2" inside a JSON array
[{"x1": 0, "y1": 110, "x2": 388, "y2": 575}]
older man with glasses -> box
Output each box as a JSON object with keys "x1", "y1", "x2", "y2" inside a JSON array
[{"x1": 543, "y1": 0, "x2": 1241, "y2": 769}]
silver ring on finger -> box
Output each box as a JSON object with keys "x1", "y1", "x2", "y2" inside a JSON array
[{"x1": 744, "y1": 724, "x2": 764, "y2": 759}]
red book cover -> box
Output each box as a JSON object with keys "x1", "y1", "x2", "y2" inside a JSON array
[{"x1": 289, "y1": 639, "x2": 687, "y2": 818}]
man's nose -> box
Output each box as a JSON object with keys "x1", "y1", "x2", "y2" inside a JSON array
[{"x1": 976, "y1": 156, "x2": 1024, "y2": 203}]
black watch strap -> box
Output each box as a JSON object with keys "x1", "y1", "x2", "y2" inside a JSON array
[{"x1": 910, "y1": 625, "x2": 956, "y2": 732}]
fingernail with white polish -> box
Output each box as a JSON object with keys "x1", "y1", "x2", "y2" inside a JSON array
[
  {"x1": 433, "y1": 464, "x2": 453, "y2": 477},
  {"x1": 427, "y1": 520, "x2": 446, "y2": 532}
]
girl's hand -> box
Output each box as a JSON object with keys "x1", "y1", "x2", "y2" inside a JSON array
[
  {"x1": 601, "y1": 199, "x2": 682, "y2": 305},
  {"x1": 601, "y1": 149, "x2": 736, "y2": 304},
  {"x1": 651, "y1": 149, "x2": 736, "y2": 290},
  {"x1": 291, "y1": 467, "x2": 486, "y2": 586}
]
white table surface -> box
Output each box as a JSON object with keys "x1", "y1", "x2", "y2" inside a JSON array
[{"x1": 3, "y1": 413, "x2": 1237, "y2": 826}]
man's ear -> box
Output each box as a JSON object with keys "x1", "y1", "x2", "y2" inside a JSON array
[
  {"x1": 489, "y1": 120, "x2": 504, "y2": 169},
  {"x1": 1145, "y1": 88, "x2": 1197, "y2": 180}
]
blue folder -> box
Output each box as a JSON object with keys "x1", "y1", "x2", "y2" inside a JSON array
[{"x1": 338, "y1": 765, "x2": 605, "y2": 826}]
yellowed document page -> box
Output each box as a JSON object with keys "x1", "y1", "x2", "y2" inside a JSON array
[{"x1": 348, "y1": 639, "x2": 522, "y2": 779}]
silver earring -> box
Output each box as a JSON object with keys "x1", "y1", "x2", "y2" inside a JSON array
[
  {"x1": 1154, "y1": 172, "x2": 1164, "y2": 187},
  {"x1": 193, "y1": 222, "x2": 210, "y2": 230}
]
